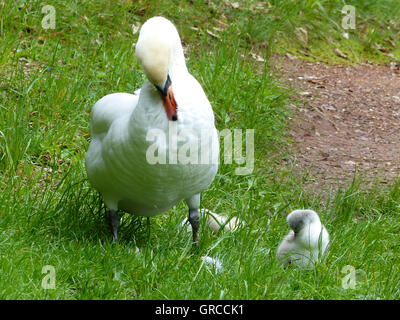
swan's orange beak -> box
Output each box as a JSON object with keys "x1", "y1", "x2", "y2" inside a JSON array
[{"x1": 162, "y1": 86, "x2": 178, "y2": 121}]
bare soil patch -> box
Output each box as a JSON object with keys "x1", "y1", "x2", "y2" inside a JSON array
[{"x1": 275, "y1": 56, "x2": 400, "y2": 188}]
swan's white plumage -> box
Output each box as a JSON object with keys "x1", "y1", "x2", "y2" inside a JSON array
[
  {"x1": 276, "y1": 209, "x2": 329, "y2": 269},
  {"x1": 85, "y1": 17, "x2": 219, "y2": 217}
]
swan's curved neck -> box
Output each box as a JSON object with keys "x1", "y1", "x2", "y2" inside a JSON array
[{"x1": 169, "y1": 43, "x2": 187, "y2": 77}]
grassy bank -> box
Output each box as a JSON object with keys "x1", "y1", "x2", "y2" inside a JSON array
[{"x1": 0, "y1": 0, "x2": 399, "y2": 299}]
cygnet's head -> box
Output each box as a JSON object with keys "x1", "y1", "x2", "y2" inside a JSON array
[
  {"x1": 135, "y1": 16, "x2": 183, "y2": 121},
  {"x1": 287, "y1": 209, "x2": 320, "y2": 234}
]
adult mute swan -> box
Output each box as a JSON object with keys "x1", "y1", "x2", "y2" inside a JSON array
[
  {"x1": 85, "y1": 17, "x2": 219, "y2": 244},
  {"x1": 276, "y1": 209, "x2": 329, "y2": 269}
]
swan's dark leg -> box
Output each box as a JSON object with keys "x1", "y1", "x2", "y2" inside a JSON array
[
  {"x1": 188, "y1": 208, "x2": 200, "y2": 246},
  {"x1": 185, "y1": 194, "x2": 201, "y2": 246},
  {"x1": 108, "y1": 209, "x2": 120, "y2": 242}
]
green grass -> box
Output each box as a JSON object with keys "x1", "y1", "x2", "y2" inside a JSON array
[
  {"x1": 270, "y1": 0, "x2": 400, "y2": 64},
  {"x1": 1, "y1": 0, "x2": 400, "y2": 299}
]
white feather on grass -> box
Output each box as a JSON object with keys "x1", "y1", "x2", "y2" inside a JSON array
[{"x1": 201, "y1": 256, "x2": 223, "y2": 274}]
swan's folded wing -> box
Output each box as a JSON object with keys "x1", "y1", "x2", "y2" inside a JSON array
[{"x1": 90, "y1": 92, "x2": 139, "y2": 139}]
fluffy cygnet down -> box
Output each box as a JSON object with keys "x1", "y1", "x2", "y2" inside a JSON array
[
  {"x1": 181, "y1": 209, "x2": 243, "y2": 233},
  {"x1": 277, "y1": 209, "x2": 329, "y2": 269}
]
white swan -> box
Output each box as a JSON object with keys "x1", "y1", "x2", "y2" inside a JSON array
[
  {"x1": 276, "y1": 209, "x2": 329, "y2": 269},
  {"x1": 85, "y1": 17, "x2": 219, "y2": 244}
]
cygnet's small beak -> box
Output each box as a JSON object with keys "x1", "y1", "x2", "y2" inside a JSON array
[{"x1": 157, "y1": 75, "x2": 178, "y2": 121}]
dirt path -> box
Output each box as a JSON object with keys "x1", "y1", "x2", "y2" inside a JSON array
[{"x1": 275, "y1": 56, "x2": 400, "y2": 188}]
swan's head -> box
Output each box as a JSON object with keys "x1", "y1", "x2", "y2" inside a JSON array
[
  {"x1": 287, "y1": 209, "x2": 320, "y2": 234},
  {"x1": 135, "y1": 16, "x2": 182, "y2": 121}
]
